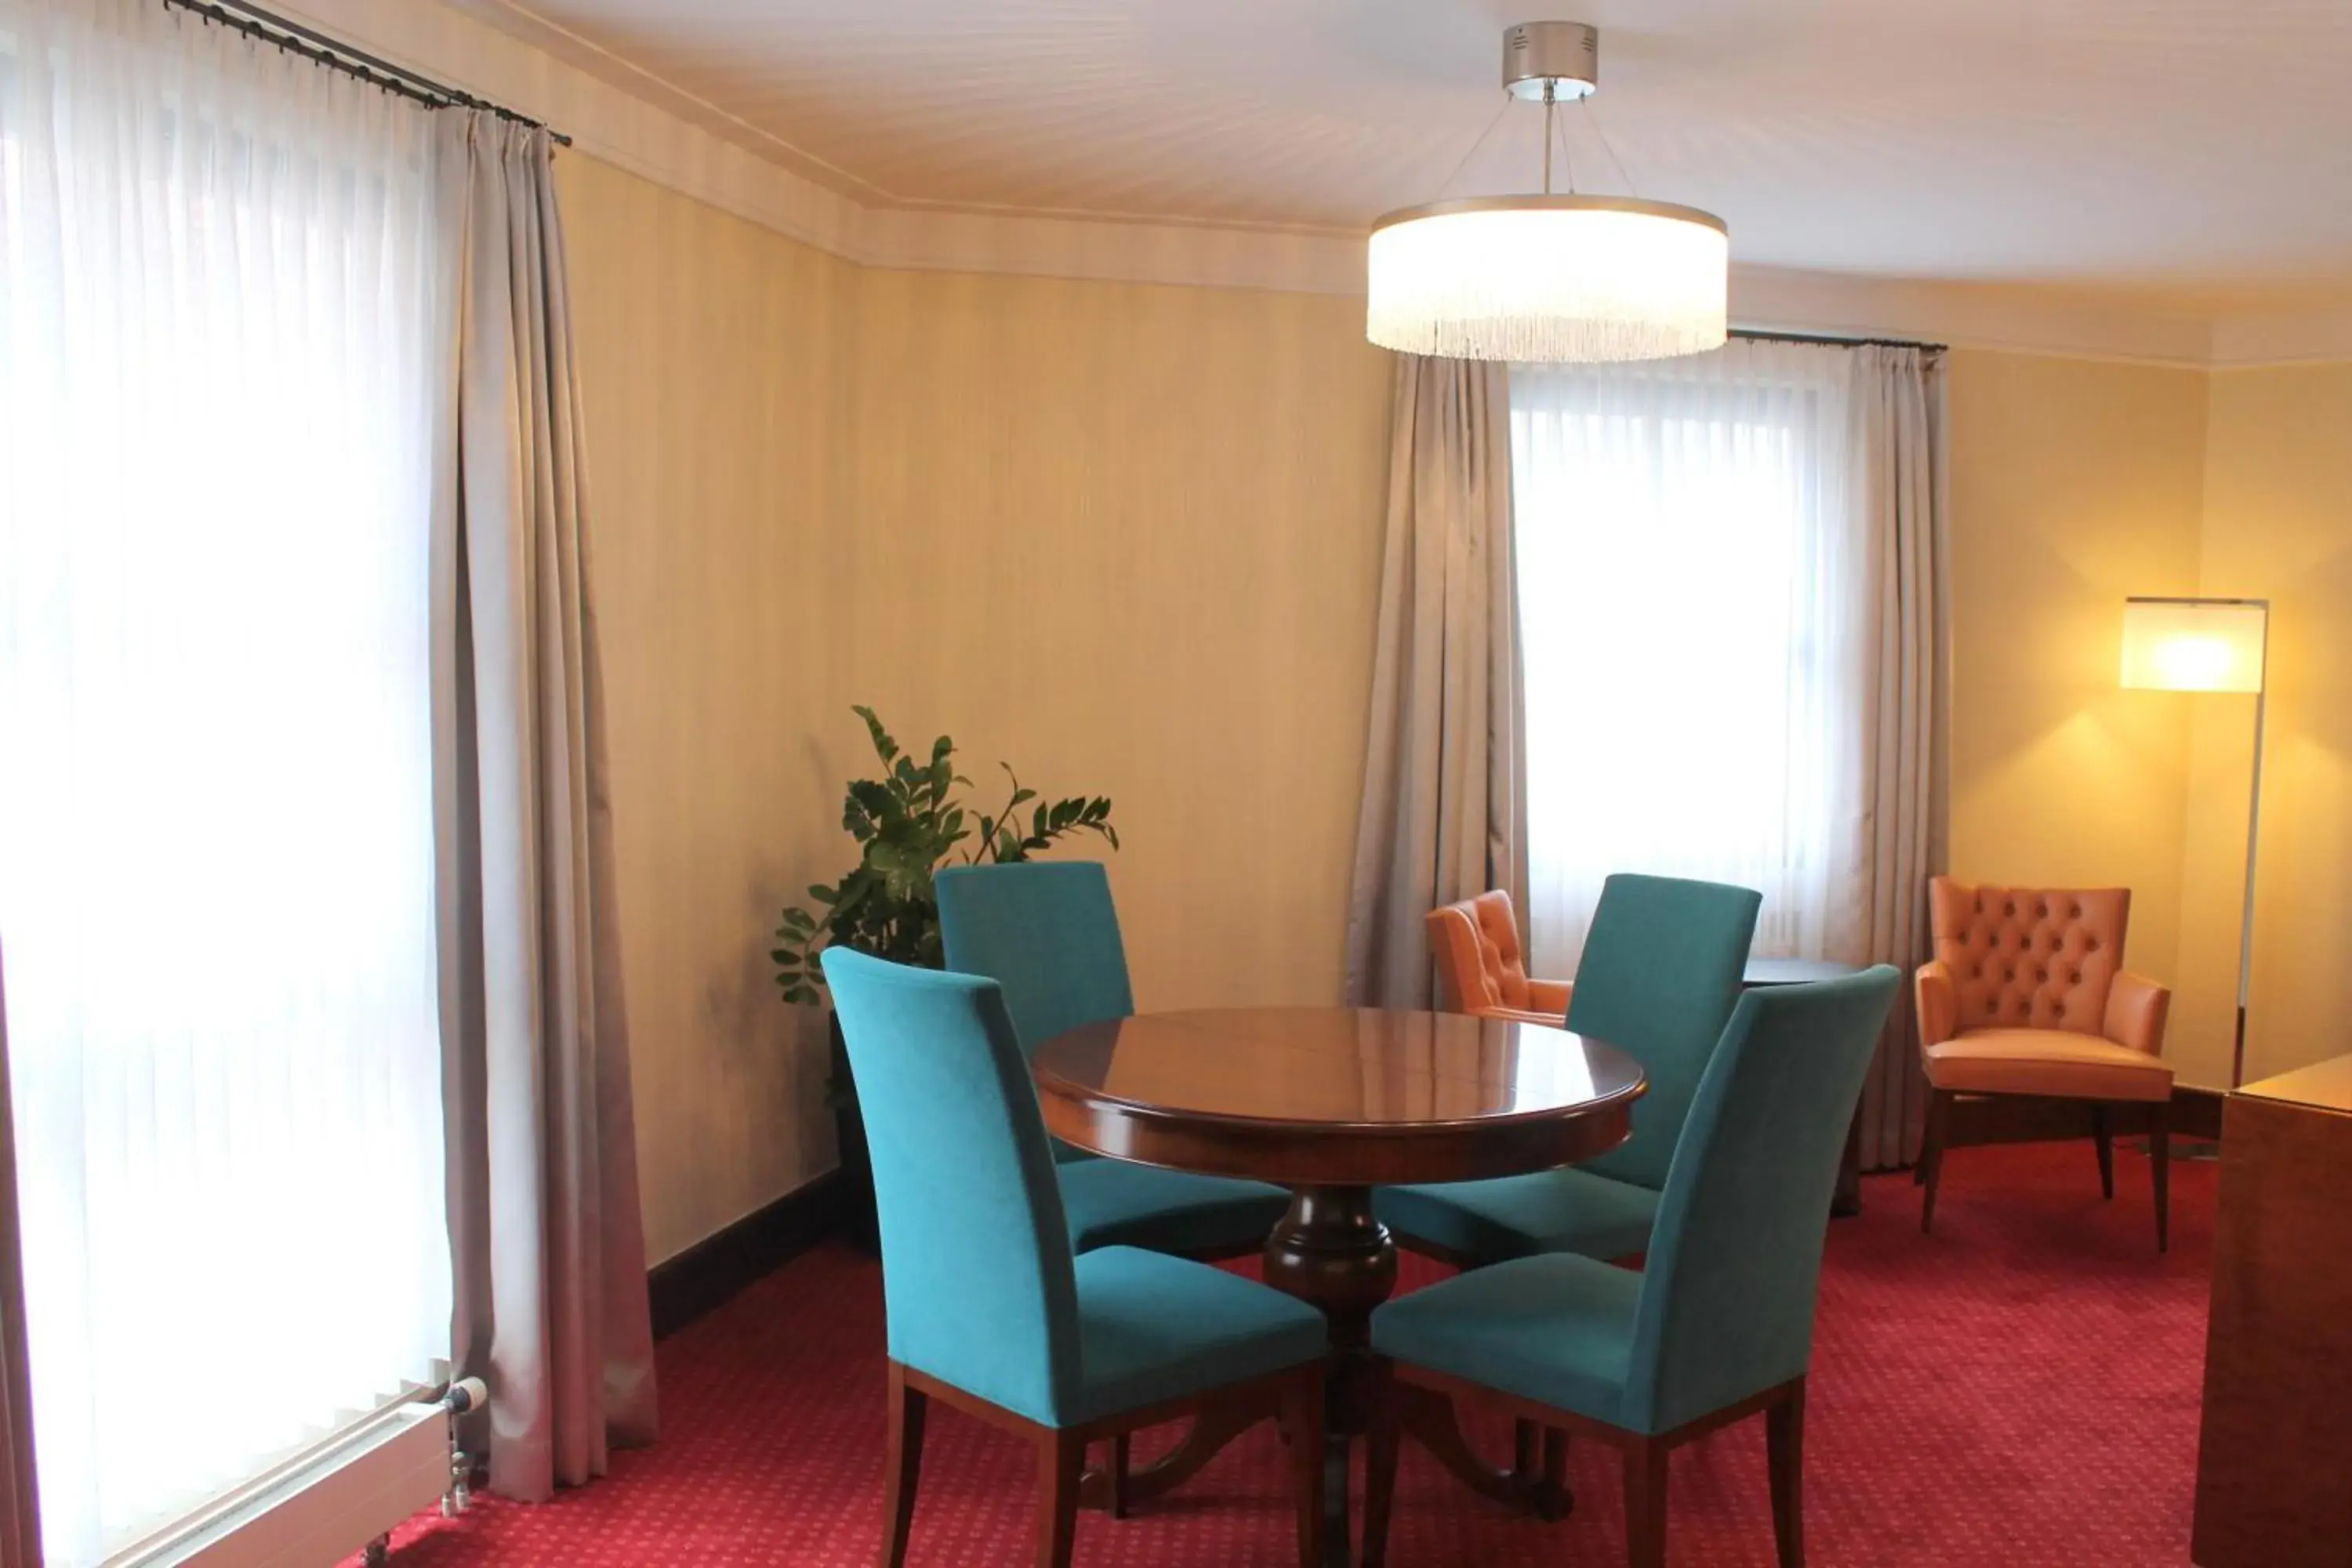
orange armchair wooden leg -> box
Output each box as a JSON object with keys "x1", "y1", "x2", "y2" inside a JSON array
[
  {"x1": 2093, "y1": 1102, "x2": 2114, "y2": 1200},
  {"x1": 1919, "y1": 1089, "x2": 1955, "y2": 1234}
]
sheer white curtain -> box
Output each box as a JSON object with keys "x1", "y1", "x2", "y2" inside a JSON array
[
  {"x1": 0, "y1": 2, "x2": 452, "y2": 1561},
  {"x1": 1512, "y1": 341, "x2": 1869, "y2": 976}
]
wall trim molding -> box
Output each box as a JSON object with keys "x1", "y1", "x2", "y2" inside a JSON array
[
  {"x1": 647, "y1": 1169, "x2": 848, "y2": 1340},
  {"x1": 277, "y1": 0, "x2": 2352, "y2": 371}
]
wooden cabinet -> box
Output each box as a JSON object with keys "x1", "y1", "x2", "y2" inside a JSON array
[{"x1": 2192, "y1": 1054, "x2": 2352, "y2": 1567}]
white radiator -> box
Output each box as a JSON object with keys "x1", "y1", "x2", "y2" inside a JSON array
[{"x1": 110, "y1": 1381, "x2": 479, "y2": 1568}]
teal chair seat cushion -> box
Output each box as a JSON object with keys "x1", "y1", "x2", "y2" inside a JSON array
[
  {"x1": 1059, "y1": 1160, "x2": 1292, "y2": 1256},
  {"x1": 1375, "y1": 1167, "x2": 1660, "y2": 1265},
  {"x1": 1073, "y1": 1246, "x2": 1327, "y2": 1424},
  {"x1": 1371, "y1": 1252, "x2": 1643, "y2": 1430}
]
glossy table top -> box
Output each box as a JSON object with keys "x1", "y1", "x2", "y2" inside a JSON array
[{"x1": 1033, "y1": 1006, "x2": 1646, "y2": 1187}]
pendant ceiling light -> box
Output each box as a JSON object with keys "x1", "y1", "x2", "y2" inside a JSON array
[{"x1": 1367, "y1": 22, "x2": 1729, "y2": 363}]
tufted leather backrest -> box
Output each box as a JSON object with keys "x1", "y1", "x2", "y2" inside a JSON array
[
  {"x1": 1929, "y1": 877, "x2": 2128, "y2": 1035},
  {"x1": 1426, "y1": 890, "x2": 1534, "y2": 1013}
]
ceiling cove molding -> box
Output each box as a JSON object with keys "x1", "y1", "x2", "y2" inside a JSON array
[
  {"x1": 1729, "y1": 269, "x2": 2216, "y2": 368},
  {"x1": 2209, "y1": 306, "x2": 2352, "y2": 369},
  {"x1": 277, "y1": 0, "x2": 2344, "y2": 372},
  {"x1": 273, "y1": 0, "x2": 866, "y2": 256}
]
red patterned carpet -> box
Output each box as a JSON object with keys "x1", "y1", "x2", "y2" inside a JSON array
[{"x1": 360, "y1": 1143, "x2": 2216, "y2": 1566}]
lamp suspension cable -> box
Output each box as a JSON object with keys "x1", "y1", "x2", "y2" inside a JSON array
[
  {"x1": 159, "y1": 0, "x2": 572, "y2": 144},
  {"x1": 1435, "y1": 95, "x2": 1518, "y2": 199},
  {"x1": 1581, "y1": 96, "x2": 1639, "y2": 197}
]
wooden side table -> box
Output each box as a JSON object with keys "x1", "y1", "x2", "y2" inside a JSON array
[{"x1": 2192, "y1": 1053, "x2": 2352, "y2": 1566}]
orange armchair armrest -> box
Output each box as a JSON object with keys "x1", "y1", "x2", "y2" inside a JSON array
[
  {"x1": 1526, "y1": 978, "x2": 1572, "y2": 1017},
  {"x1": 2103, "y1": 971, "x2": 2171, "y2": 1057},
  {"x1": 1915, "y1": 960, "x2": 1958, "y2": 1048}
]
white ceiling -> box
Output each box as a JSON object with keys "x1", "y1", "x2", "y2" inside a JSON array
[{"x1": 473, "y1": 0, "x2": 2352, "y2": 306}]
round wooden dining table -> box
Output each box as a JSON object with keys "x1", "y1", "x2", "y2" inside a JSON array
[{"x1": 1032, "y1": 1005, "x2": 1646, "y2": 1564}]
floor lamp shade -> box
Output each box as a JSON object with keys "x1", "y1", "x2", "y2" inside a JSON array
[{"x1": 2120, "y1": 598, "x2": 2267, "y2": 693}]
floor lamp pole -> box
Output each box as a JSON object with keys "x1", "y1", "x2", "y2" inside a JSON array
[
  {"x1": 2122, "y1": 593, "x2": 2271, "y2": 1120},
  {"x1": 2230, "y1": 630, "x2": 2270, "y2": 1091}
]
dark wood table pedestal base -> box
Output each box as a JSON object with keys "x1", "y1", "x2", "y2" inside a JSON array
[
  {"x1": 1074, "y1": 1401, "x2": 1262, "y2": 1514},
  {"x1": 1396, "y1": 1389, "x2": 1573, "y2": 1519},
  {"x1": 1261, "y1": 1185, "x2": 1394, "y2": 1566},
  {"x1": 1037, "y1": 1005, "x2": 1648, "y2": 1561},
  {"x1": 1080, "y1": 1185, "x2": 1562, "y2": 1564}
]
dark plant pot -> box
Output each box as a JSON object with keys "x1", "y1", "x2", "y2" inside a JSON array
[{"x1": 828, "y1": 1011, "x2": 880, "y2": 1254}]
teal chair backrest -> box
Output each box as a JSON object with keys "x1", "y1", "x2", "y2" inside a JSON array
[
  {"x1": 935, "y1": 862, "x2": 1135, "y2": 1054},
  {"x1": 936, "y1": 862, "x2": 1134, "y2": 1165},
  {"x1": 822, "y1": 946, "x2": 1082, "y2": 1428},
  {"x1": 1621, "y1": 966, "x2": 1901, "y2": 1433},
  {"x1": 1566, "y1": 873, "x2": 1762, "y2": 1190}
]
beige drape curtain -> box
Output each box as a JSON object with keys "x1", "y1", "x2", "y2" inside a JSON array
[
  {"x1": 434, "y1": 112, "x2": 659, "y2": 1501},
  {"x1": 1848, "y1": 346, "x2": 1952, "y2": 1169},
  {"x1": 1345, "y1": 356, "x2": 1528, "y2": 1007}
]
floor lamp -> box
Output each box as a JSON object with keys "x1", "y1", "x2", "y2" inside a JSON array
[{"x1": 2120, "y1": 595, "x2": 2270, "y2": 1095}]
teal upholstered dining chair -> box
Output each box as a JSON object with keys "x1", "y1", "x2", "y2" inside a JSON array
[
  {"x1": 1377, "y1": 874, "x2": 1763, "y2": 1268},
  {"x1": 1363, "y1": 966, "x2": 1902, "y2": 1568},
  {"x1": 935, "y1": 862, "x2": 1291, "y2": 1258},
  {"x1": 823, "y1": 947, "x2": 1328, "y2": 1567}
]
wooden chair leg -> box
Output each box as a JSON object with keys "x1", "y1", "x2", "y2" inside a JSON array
[
  {"x1": 2150, "y1": 1098, "x2": 2171, "y2": 1254},
  {"x1": 1106, "y1": 1435, "x2": 1130, "y2": 1519},
  {"x1": 1766, "y1": 1381, "x2": 1806, "y2": 1568},
  {"x1": 1512, "y1": 1417, "x2": 1573, "y2": 1518},
  {"x1": 1363, "y1": 1364, "x2": 1400, "y2": 1568},
  {"x1": 1036, "y1": 1431, "x2": 1083, "y2": 1568},
  {"x1": 1282, "y1": 1370, "x2": 1326, "y2": 1568},
  {"x1": 1919, "y1": 1088, "x2": 1955, "y2": 1234},
  {"x1": 881, "y1": 1364, "x2": 927, "y2": 1568},
  {"x1": 1541, "y1": 1427, "x2": 1571, "y2": 1522},
  {"x1": 1622, "y1": 1438, "x2": 1669, "y2": 1568},
  {"x1": 2092, "y1": 1102, "x2": 2115, "y2": 1200}
]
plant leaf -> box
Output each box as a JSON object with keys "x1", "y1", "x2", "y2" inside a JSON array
[{"x1": 853, "y1": 705, "x2": 898, "y2": 765}]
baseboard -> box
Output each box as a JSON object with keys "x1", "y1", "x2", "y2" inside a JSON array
[
  {"x1": 1947, "y1": 1083, "x2": 2226, "y2": 1150},
  {"x1": 647, "y1": 1168, "x2": 847, "y2": 1340}
]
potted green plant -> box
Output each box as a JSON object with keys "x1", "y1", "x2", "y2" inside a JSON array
[{"x1": 773, "y1": 707, "x2": 1117, "y2": 1246}]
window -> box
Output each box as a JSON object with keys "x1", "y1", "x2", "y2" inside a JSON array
[
  {"x1": 0, "y1": 3, "x2": 450, "y2": 1560},
  {"x1": 1511, "y1": 341, "x2": 1868, "y2": 975}
]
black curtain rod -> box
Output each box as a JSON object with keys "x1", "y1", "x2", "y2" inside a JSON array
[
  {"x1": 161, "y1": 0, "x2": 572, "y2": 146},
  {"x1": 1732, "y1": 327, "x2": 1948, "y2": 354}
]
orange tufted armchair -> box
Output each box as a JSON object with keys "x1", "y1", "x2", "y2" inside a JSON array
[
  {"x1": 1915, "y1": 877, "x2": 2176, "y2": 1250},
  {"x1": 1425, "y1": 890, "x2": 1571, "y2": 1025}
]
